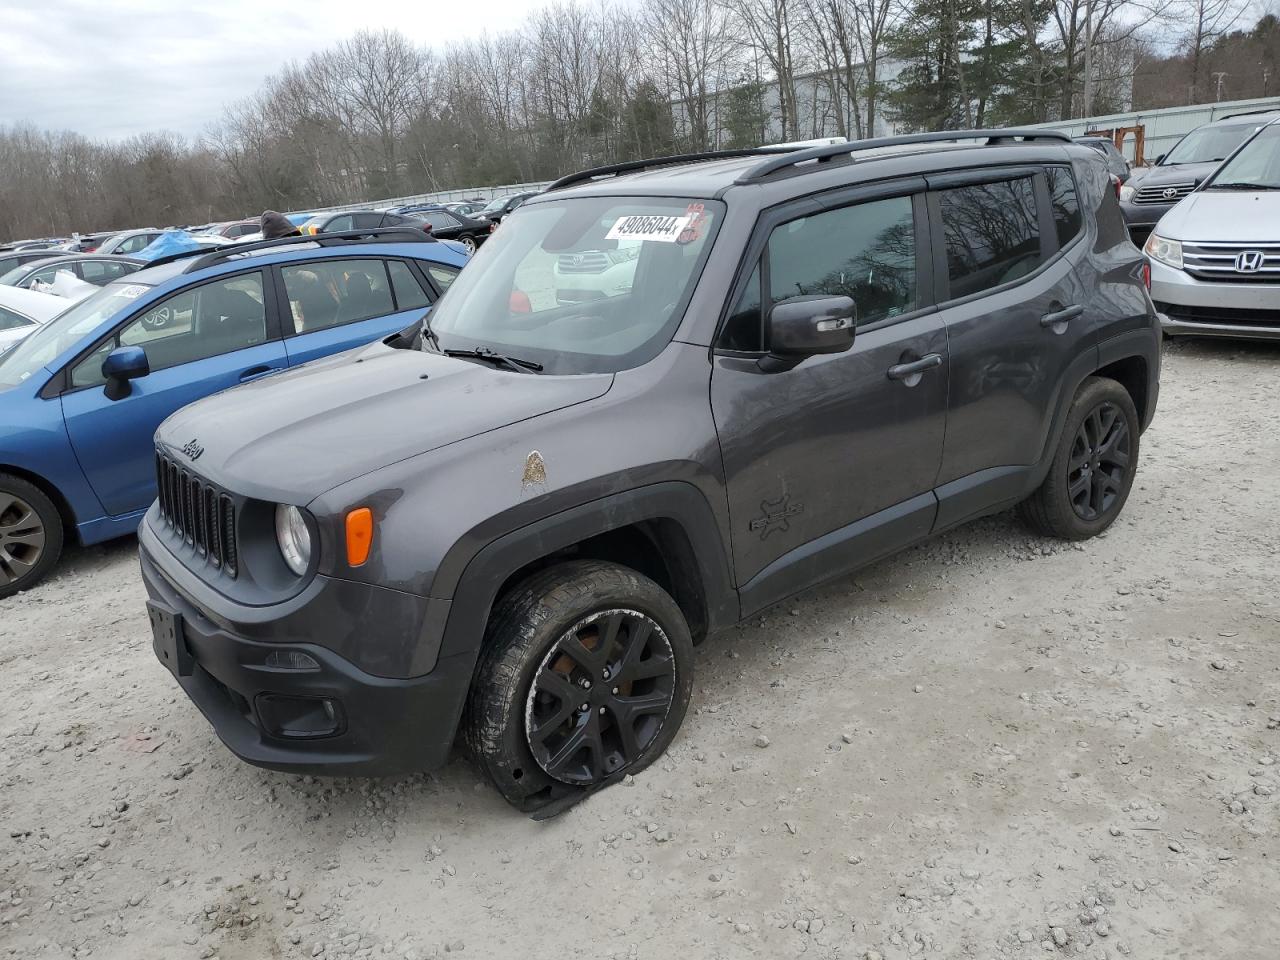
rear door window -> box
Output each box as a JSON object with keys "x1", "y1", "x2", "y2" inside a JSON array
[
  {"x1": 280, "y1": 259, "x2": 396, "y2": 333},
  {"x1": 938, "y1": 177, "x2": 1043, "y2": 299},
  {"x1": 80, "y1": 260, "x2": 134, "y2": 284}
]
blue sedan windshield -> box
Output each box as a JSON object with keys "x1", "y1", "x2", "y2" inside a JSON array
[{"x1": 0, "y1": 281, "x2": 151, "y2": 390}]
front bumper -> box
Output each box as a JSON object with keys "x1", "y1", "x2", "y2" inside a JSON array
[
  {"x1": 1151, "y1": 259, "x2": 1280, "y2": 340},
  {"x1": 140, "y1": 535, "x2": 475, "y2": 777},
  {"x1": 1119, "y1": 199, "x2": 1174, "y2": 241}
]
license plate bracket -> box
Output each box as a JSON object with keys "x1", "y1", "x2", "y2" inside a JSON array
[{"x1": 147, "y1": 601, "x2": 193, "y2": 678}]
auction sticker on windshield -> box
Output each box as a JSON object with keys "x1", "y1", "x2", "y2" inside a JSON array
[{"x1": 606, "y1": 214, "x2": 693, "y2": 243}]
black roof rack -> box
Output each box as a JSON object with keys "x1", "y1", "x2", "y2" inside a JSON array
[
  {"x1": 1217, "y1": 107, "x2": 1280, "y2": 121},
  {"x1": 736, "y1": 128, "x2": 1073, "y2": 183},
  {"x1": 141, "y1": 228, "x2": 434, "y2": 273},
  {"x1": 546, "y1": 147, "x2": 803, "y2": 192}
]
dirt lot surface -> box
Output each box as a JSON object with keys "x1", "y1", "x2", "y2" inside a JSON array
[{"x1": 2, "y1": 339, "x2": 1279, "y2": 960}]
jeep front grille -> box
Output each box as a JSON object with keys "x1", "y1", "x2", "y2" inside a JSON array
[
  {"x1": 1132, "y1": 182, "x2": 1195, "y2": 205},
  {"x1": 1181, "y1": 242, "x2": 1280, "y2": 283},
  {"x1": 155, "y1": 451, "x2": 237, "y2": 576}
]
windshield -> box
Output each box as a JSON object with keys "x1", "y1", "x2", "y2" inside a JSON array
[
  {"x1": 480, "y1": 197, "x2": 509, "y2": 214},
  {"x1": 427, "y1": 195, "x2": 724, "y2": 374},
  {"x1": 0, "y1": 281, "x2": 149, "y2": 390},
  {"x1": 0, "y1": 266, "x2": 27, "y2": 286},
  {"x1": 1205, "y1": 123, "x2": 1280, "y2": 188},
  {"x1": 1163, "y1": 122, "x2": 1261, "y2": 165}
]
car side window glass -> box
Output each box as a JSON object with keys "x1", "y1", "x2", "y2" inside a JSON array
[
  {"x1": 718, "y1": 264, "x2": 763, "y2": 351},
  {"x1": 766, "y1": 194, "x2": 917, "y2": 326},
  {"x1": 80, "y1": 261, "x2": 130, "y2": 284},
  {"x1": 354, "y1": 213, "x2": 382, "y2": 229},
  {"x1": 387, "y1": 260, "x2": 431, "y2": 311},
  {"x1": 25, "y1": 265, "x2": 63, "y2": 288},
  {"x1": 939, "y1": 178, "x2": 1043, "y2": 299},
  {"x1": 71, "y1": 272, "x2": 268, "y2": 389},
  {"x1": 426, "y1": 263, "x2": 460, "y2": 292},
  {"x1": 281, "y1": 259, "x2": 395, "y2": 333},
  {"x1": 1045, "y1": 167, "x2": 1083, "y2": 249},
  {"x1": 0, "y1": 306, "x2": 33, "y2": 332},
  {"x1": 328, "y1": 215, "x2": 353, "y2": 232}
]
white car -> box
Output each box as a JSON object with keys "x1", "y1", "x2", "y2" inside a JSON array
[
  {"x1": 1147, "y1": 116, "x2": 1280, "y2": 341},
  {"x1": 552, "y1": 241, "x2": 641, "y2": 304},
  {"x1": 0, "y1": 286, "x2": 68, "y2": 353}
]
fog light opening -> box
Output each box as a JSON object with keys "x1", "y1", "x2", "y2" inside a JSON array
[{"x1": 256, "y1": 694, "x2": 344, "y2": 739}]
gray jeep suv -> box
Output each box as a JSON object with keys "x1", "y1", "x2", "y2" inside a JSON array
[{"x1": 140, "y1": 131, "x2": 1161, "y2": 816}]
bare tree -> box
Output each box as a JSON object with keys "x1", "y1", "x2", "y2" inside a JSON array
[
  {"x1": 643, "y1": 0, "x2": 733, "y2": 149},
  {"x1": 723, "y1": 0, "x2": 807, "y2": 140}
]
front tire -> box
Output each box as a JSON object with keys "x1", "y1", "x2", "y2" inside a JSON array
[
  {"x1": 464, "y1": 560, "x2": 694, "y2": 811},
  {"x1": 1019, "y1": 376, "x2": 1139, "y2": 540},
  {"x1": 0, "y1": 473, "x2": 63, "y2": 599}
]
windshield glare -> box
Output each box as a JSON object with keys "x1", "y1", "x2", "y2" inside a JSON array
[
  {"x1": 1206, "y1": 124, "x2": 1280, "y2": 188},
  {"x1": 427, "y1": 196, "x2": 723, "y2": 374},
  {"x1": 1164, "y1": 123, "x2": 1259, "y2": 165},
  {"x1": 0, "y1": 281, "x2": 149, "y2": 390}
]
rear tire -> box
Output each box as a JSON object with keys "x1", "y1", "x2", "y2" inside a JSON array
[
  {"x1": 464, "y1": 560, "x2": 694, "y2": 810},
  {"x1": 1018, "y1": 376, "x2": 1139, "y2": 540},
  {"x1": 0, "y1": 473, "x2": 63, "y2": 600}
]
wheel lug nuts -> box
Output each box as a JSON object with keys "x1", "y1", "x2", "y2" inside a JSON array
[
  {"x1": 612, "y1": 687, "x2": 619, "y2": 695},
  {"x1": 598, "y1": 706, "x2": 606, "y2": 715},
  {"x1": 602, "y1": 669, "x2": 611, "y2": 680}
]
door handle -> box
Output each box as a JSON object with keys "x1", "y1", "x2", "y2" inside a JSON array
[
  {"x1": 238, "y1": 365, "x2": 279, "y2": 383},
  {"x1": 1040, "y1": 304, "x2": 1084, "y2": 328},
  {"x1": 887, "y1": 353, "x2": 943, "y2": 382}
]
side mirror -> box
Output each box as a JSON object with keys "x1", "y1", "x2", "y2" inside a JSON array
[
  {"x1": 1154, "y1": 153, "x2": 1166, "y2": 165},
  {"x1": 102, "y1": 345, "x2": 149, "y2": 401},
  {"x1": 760, "y1": 295, "x2": 856, "y2": 371}
]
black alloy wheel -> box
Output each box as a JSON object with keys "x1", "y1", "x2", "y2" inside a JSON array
[
  {"x1": 1017, "y1": 376, "x2": 1139, "y2": 541},
  {"x1": 525, "y1": 608, "x2": 677, "y2": 785},
  {"x1": 1068, "y1": 400, "x2": 1131, "y2": 521}
]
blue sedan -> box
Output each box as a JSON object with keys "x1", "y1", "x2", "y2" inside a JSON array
[{"x1": 0, "y1": 232, "x2": 464, "y2": 596}]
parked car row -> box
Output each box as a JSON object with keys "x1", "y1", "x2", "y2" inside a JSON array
[{"x1": 0, "y1": 228, "x2": 468, "y2": 598}]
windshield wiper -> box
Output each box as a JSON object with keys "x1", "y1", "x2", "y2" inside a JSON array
[
  {"x1": 1208, "y1": 181, "x2": 1280, "y2": 190},
  {"x1": 443, "y1": 346, "x2": 543, "y2": 373}
]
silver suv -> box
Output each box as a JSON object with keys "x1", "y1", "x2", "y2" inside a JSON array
[{"x1": 1148, "y1": 117, "x2": 1280, "y2": 341}]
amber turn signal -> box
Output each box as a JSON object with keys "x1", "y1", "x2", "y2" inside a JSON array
[{"x1": 345, "y1": 507, "x2": 373, "y2": 567}]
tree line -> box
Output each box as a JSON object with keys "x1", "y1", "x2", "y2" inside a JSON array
[{"x1": 3, "y1": 0, "x2": 1278, "y2": 241}]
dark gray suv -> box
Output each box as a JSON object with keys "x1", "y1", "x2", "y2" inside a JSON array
[{"x1": 140, "y1": 131, "x2": 1160, "y2": 816}]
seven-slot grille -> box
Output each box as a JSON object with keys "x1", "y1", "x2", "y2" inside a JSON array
[
  {"x1": 1132, "y1": 182, "x2": 1195, "y2": 205},
  {"x1": 155, "y1": 451, "x2": 238, "y2": 576},
  {"x1": 1182, "y1": 242, "x2": 1280, "y2": 283}
]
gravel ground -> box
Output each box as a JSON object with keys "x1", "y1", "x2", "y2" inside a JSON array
[{"x1": 2, "y1": 338, "x2": 1279, "y2": 960}]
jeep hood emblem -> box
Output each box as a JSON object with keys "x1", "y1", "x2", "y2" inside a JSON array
[{"x1": 180, "y1": 438, "x2": 204, "y2": 461}]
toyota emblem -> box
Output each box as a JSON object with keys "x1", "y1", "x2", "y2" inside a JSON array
[
  {"x1": 1161, "y1": 187, "x2": 1179, "y2": 200},
  {"x1": 1235, "y1": 250, "x2": 1265, "y2": 273}
]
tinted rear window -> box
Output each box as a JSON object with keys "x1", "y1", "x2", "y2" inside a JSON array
[{"x1": 939, "y1": 178, "x2": 1043, "y2": 300}]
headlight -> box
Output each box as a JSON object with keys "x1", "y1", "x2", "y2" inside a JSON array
[
  {"x1": 1144, "y1": 233, "x2": 1183, "y2": 270},
  {"x1": 1119, "y1": 184, "x2": 1135, "y2": 202},
  {"x1": 275, "y1": 504, "x2": 312, "y2": 576}
]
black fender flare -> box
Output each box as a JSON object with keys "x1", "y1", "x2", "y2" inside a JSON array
[{"x1": 434, "y1": 480, "x2": 738, "y2": 663}]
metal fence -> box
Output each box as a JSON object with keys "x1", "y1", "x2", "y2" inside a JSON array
[
  {"x1": 1023, "y1": 95, "x2": 1280, "y2": 163},
  {"x1": 289, "y1": 180, "x2": 554, "y2": 218}
]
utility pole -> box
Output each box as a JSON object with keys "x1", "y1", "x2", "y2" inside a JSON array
[
  {"x1": 1082, "y1": 0, "x2": 1094, "y2": 118},
  {"x1": 1213, "y1": 71, "x2": 1228, "y2": 101}
]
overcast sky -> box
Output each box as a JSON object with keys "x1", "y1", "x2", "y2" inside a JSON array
[{"x1": 0, "y1": 0, "x2": 535, "y2": 141}]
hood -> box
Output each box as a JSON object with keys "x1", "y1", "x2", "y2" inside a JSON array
[
  {"x1": 157, "y1": 342, "x2": 613, "y2": 502},
  {"x1": 1154, "y1": 191, "x2": 1280, "y2": 242},
  {"x1": 1129, "y1": 161, "x2": 1219, "y2": 188}
]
